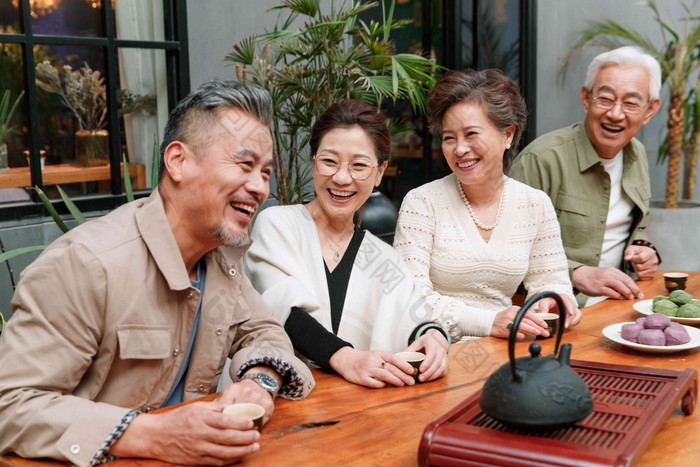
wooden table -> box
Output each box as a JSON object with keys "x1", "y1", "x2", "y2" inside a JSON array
[
  {"x1": 2, "y1": 272, "x2": 698, "y2": 466},
  {"x1": 0, "y1": 164, "x2": 146, "y2": 191}
]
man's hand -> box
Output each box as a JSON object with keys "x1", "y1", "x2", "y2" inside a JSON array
[
  {"x1": 329, "y1": 346, "x2": 416, "y2": 388},
  {"x1": 402, "y1": 329, "x2": 448, "y2": 382},
  {"x1": 538, "y1": 294, "x2": 582, "y2": 329},
  {"x1": 573, "y1": 265, "x2": 643, "y2": 300},
  {"x1": 491, "y1": 305, "x2": 549, "y2": 339},
  {"x1": 109, "y1": 401, "x2": 260, "y2": 465},
  {"x1": 624, "y1": 245, "x2": 658, "y2": 280},
  {"x1": 215, "y1": 379, "x2": 275, "y2": 422}
]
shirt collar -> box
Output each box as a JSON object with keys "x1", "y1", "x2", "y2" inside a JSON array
[{"x1": 574, "y1": 121, "x2": 638, "y2": 172}]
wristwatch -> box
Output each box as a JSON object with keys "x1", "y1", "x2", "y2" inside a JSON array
[{"x1": 240, "y1": 373, "x2": 279, "y2": 398}]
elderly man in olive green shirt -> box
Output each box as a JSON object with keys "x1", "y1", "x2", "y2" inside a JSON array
[{"x1": 510, "y1": 46, "x2": 662, "y2": 307}]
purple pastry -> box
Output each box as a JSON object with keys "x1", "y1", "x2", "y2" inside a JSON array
[
  {"x1": 621, "y1": 323, "x2": 643, "y2": 343},
  {"x1": 638, "y1": 329, "x2": 665, "y2": 346},
  {"x1": 664, "y1": 326, "x2": 691, "y2": 346},
  {"x1": 643, "y1": 313, "x2": 672, "y2": 330},
  {"x1": 635, "y1": 317, "x2": 646, "y2": 326}
]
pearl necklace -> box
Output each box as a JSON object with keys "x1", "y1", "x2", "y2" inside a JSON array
[{"x1": 455, "y1": 176, "x2": 507, "y2": 231}]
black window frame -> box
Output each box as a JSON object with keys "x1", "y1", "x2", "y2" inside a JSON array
[{"x1": 0, "y1": 0, "x2": 190, "y2": 221}]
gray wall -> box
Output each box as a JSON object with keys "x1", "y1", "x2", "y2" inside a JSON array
[
  {"x1": 535, "y1": 0, "x2": 699, "y2": 202},
  {"x1": 187, "y1": 0, "x2": 334, "y2": 88}
]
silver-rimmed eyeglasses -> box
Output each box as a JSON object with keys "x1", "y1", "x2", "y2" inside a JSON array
[
  {"x1": 313, "y1": 155, "x2": 378, "y2": 181},
  {"x1": 591, "y1": 95, "x2": 647, "y2": 115}
]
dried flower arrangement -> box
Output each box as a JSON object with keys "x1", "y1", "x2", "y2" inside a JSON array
[{"x1": 34, "y1": 60, "x2": 156, "y2": 132}]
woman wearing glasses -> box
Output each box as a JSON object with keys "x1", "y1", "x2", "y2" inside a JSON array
[
  {"x1": 246, "y1": 100, "x2": 449, "y2": 388},
  {"x1": 394, "y1": 69, "x2": 582, "y2": 342}
]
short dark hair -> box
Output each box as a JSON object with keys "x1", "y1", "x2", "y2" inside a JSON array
[
  {"x1": 427, "y1": 69, "x2": 528, "y2": 173},
  {"x1": 159, "y1": 80, "x2": 272, "y2": 178},
  {"x1": 310, "y1": 99, "x2": 391, "y2": 164}
]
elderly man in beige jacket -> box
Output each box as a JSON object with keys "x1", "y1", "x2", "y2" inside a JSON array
[{"x1": 0, "y1": 81, "x2": 314, "y2": 466}]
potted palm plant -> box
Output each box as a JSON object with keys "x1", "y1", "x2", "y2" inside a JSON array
[
  {"x1": 0, "y1": 89, "x2": 24, "y2": 173},
  {"x1": 226, "y1": 0, "x2": 438, "y2": 205},
  {"x1": 562, "y1": 0, "x2": 700, "y2": 270}
]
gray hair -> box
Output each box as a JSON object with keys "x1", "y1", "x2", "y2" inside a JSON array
[
  {"x1": 585, "y1": 46, "x2": 662, "y2": 101},
  {"x1": 159, "y1": 80, "x2": 273, "y2": 178}
]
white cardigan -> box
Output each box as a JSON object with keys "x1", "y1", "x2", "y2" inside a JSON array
[
  {"x1": 245, "y1": 204, "x2": 432, "y2": 356},
  {"x1": 394, "y1": 174, "x2": 575, "y2": 340}
]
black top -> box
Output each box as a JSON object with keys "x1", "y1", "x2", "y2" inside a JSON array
[
  {"x1": 284, "y1": 229, "x2": 364, "y2": 371},
  {"x1": 325, "y1": 228, "x2": 365, "y2": 334}
]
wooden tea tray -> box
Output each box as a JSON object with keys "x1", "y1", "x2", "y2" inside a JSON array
[{"x1": 419, "y1": 360, "x2": 697, "y2": 466}]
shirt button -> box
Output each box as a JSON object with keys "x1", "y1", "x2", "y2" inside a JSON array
[
  {"x1": 198, "y1": 384, "x2": 206, "y2": 392},
  {"x1": 599, "y1": 217, "x2": 605, "y2": 223},
  {"x1": 228, "y1": 267, "x2": 237, "y2": 277},
  {"x1": 215, "y1": 328, "x2": 223, "y2": 336},
  {"x1": 187, "y1": 291, "x2": 195, "y2": 299},
  {"x1": 173, "y1": 348, "x2": 180, "y2": 356},
  {"x1": 70, "y1": 444, "x2": 80, "y2": 454}
]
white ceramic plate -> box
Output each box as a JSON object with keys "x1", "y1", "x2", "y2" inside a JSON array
[
  {"x1": 602, "y1": 322, "x2": 700, "y2": 353},
  {"x1": 633, "y1": 299, "x2": 700, "y2": 325}
]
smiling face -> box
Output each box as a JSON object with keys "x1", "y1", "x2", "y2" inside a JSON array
[
  {"x1": 581, "y1": 64, "x2": 661, "y2": 159},
  {"x1": 310, "y1": 126, "x2": 386, "y2": 223},
  {"x1": 441, "y1": 101, "x2": 514, "y2": 188},
  {"x1": 177, "y1": 108, "x2": 273, "y2": 248}
]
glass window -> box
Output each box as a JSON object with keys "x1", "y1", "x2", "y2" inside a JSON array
[
  {"x1": 0, "y1": 0, "x2": 20, "y2": 30},
  {"x1": 118, "y1": 48, "x2": 168, "y2": 189},
  {"x1": 30, "y1": 0, "x2": 105, "y2": 38},
  {"x1": 0, "y1": 42, "x2": 29, "y2": 203},
  {"x1": 0, "y1": 0, "x2": 187, "y2": 214},
  {"x1": 35, "y1": 45, "x2": 107, "y2": 168},
  {"x1": 114, "y1": 0, "x2": 165, "y2": 42},
  {"x1": 462, "y1": 0, "x2": 521, "y2": 79}
]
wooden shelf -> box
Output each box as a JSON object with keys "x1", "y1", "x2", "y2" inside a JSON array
[{"x1": 0, "y1": 163, "x2": 146, "y2": 190}]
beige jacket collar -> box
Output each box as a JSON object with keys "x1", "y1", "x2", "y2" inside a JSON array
[{"x1": 135, "y1": 189, "x2": 252, "y2": 291}]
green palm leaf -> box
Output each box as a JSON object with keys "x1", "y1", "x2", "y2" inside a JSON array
[
  {"x1": 0, "y1": 245, "x2": 47, "y2": 264},
  {"x1": 32, "y1": 186, "x2": 69, "y2": 233},
  {"x1": 57, "y1": 185, "x2": 86, "y2": 224}
]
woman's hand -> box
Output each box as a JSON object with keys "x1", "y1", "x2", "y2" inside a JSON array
[
  {"x1": 538, "y1": 294, "x2": 582, "y2": 329},
  {"x1": 491, "y1": 305, "x2": 549, "y2": 339},
  {"x1": 402, "y1": 329, "x2": 448, "y2": 382},
  {"x1": 329, "y1": 347, "x2": 416, "y2": 388}
]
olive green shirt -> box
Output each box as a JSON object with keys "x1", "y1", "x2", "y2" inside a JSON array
[{"x1": 509, "y1": 122, "x2": 652, "y2": 306}]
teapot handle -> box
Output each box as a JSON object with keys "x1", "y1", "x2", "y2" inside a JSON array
[{"x1": 508, "y1": 291, "x2": 566, "y2": 381}]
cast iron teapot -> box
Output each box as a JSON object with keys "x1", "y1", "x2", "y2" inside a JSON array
[{"x1": 479, "y1": 291, "x2": 593, "y2": 429}]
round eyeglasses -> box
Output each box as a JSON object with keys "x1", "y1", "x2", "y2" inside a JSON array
[
  {"x1": 591, "y1": 95, "x2": 647, "y2": 115},
  {"x1": 313, "y1": 156, "x2": 378, "y2": 181}
]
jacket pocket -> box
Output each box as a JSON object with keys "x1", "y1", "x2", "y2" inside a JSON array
[
  {"x1": 117, "y1": 325, "x2": 171, "y2": 360},
  {"x1": 554, "y1": 193, "x2": 591, "y2": 249}
]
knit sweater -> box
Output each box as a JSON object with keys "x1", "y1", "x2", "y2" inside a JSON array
[{"x1": 394, "y1": 174, "x2": 575, "y2": 340}]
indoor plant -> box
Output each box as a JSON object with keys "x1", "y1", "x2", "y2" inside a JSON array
[
  {"x1": 0, "y1": 89, "x2": 24, "y2": 173},
  {"x1": 226, "y1": 0, "x2": 438, "y2": 205},
  {"x1": 34, "y1": 61, "x2": 155, "y2": 167}
]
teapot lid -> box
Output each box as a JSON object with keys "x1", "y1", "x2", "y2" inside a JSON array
[{"x1": 515, "y1": 342, "x2": 562, "y2": 373}]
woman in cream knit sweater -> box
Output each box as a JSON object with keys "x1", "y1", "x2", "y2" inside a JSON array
[{"x1": 394, "y1": 69, "x2": 582, "y2": 342}]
